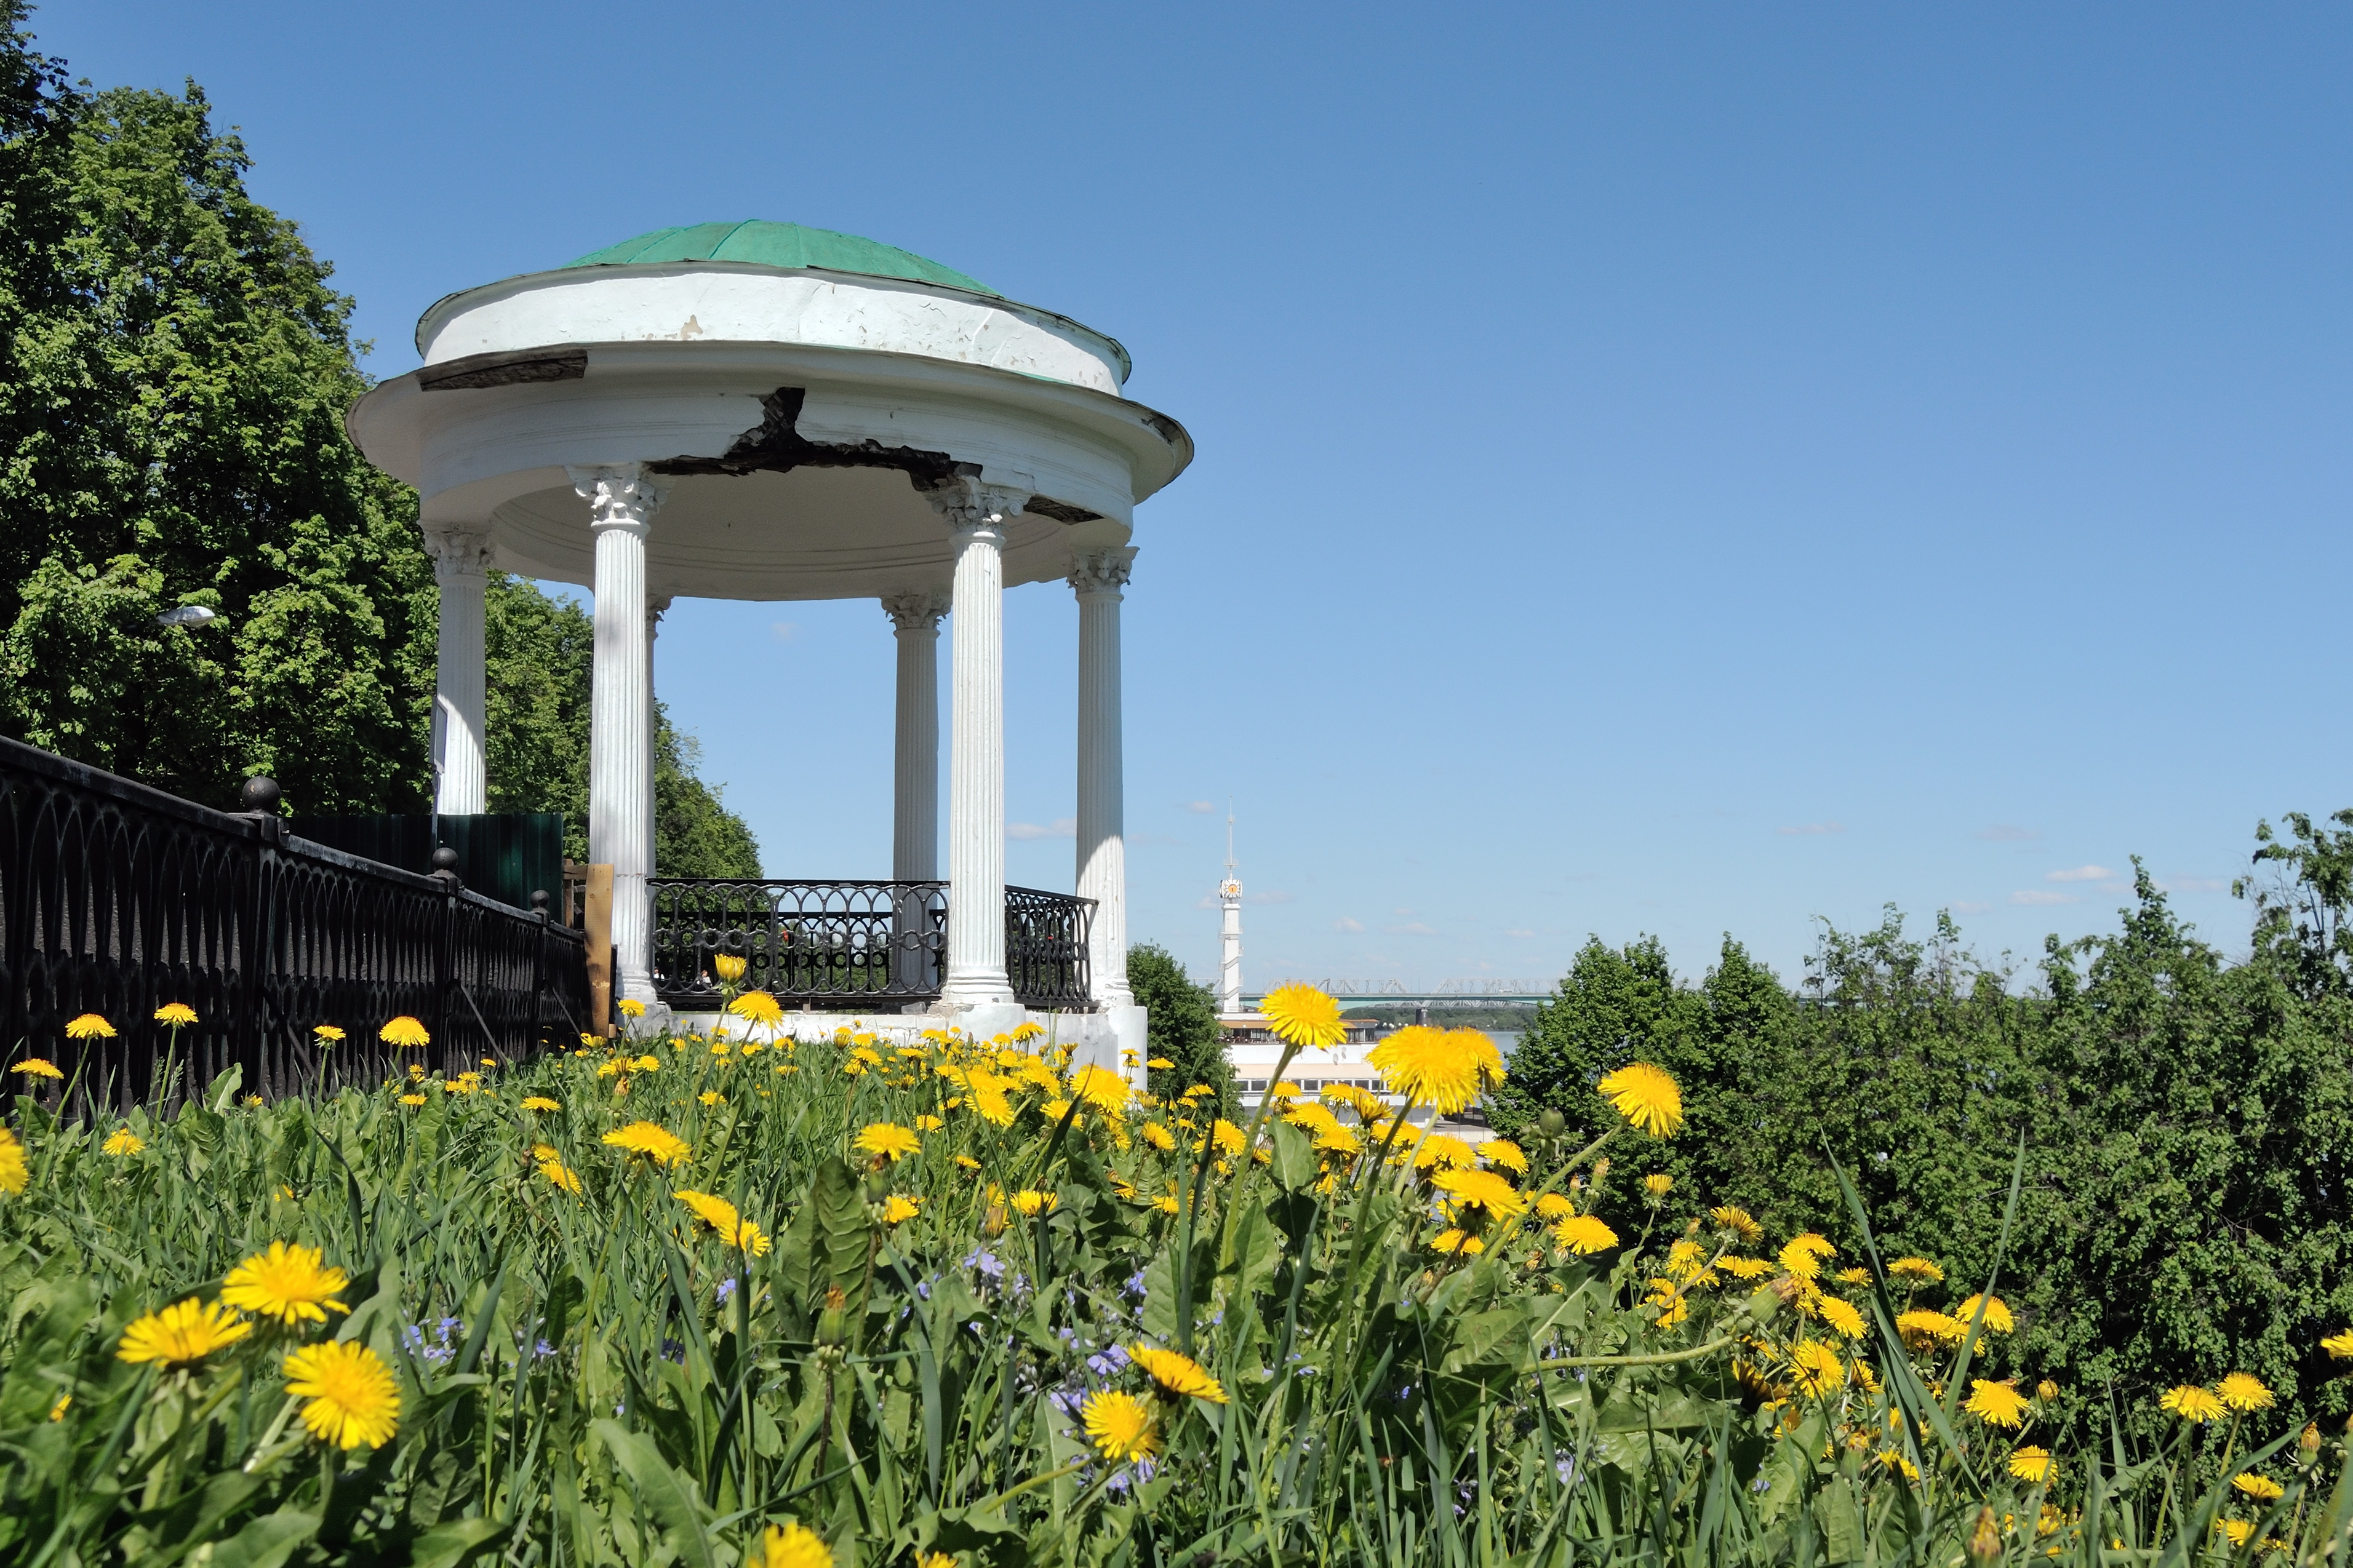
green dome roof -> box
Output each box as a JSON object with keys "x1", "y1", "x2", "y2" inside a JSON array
[{"x1": 564, "y1": 221, "x2": 996, "y2": 297}]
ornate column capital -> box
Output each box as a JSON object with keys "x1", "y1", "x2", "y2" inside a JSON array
[
  {"x1": 922, "y1": 474, "x2": 1028, "y2": 539},
  {"x1": 882, "y1": 589, "x2": 951, "y2": 634},
  {"x1": 1066, "y1": 547, "x2": 1137, "y2": 599},
  {"x1": 420, "y1": 523, "x2": 495, "y2": 586},
  {"x1": 568, "y1": 463, "x2": 671, "y2": 532}
]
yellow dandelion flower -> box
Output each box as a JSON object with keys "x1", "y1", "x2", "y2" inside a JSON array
[
  {"x1": 1956, "y1": 1293, "x2": 2015, "y2": 1334},
  {"x1": 1710, "y1": 1204, "x2": 1764, "y2": 1242},
  {"x1": 282, "y1": 1340, "x2": 400, "y2": 1449},
  {"x1": 1896, "y1": 1308, "x2": 1966, "y2": 1348},
  {"x1": 1720, "y1": 1255, "x2": 1773, "y2": 1279},
  {"x1": 1368, "y1": 1025, "x2": 1506, "y2": 1114},
  {"x1": 883, "y1": 1194, "x2": 921, "y2": 1225},
  {"x1": 753, "y1": 1521, "x2": 833, "y2": 1568},
  {"x1": 118, "y1": 1297, "x2": 252, "y2": 1366},
  {"x1": 1010, "y1": 1020, "x2": 1046, "y2": 1042},
  {"x1": 617, "y1": 998, "x2": 646, "y2": 1019},
  {"x1": 12, "y1": 1057, "x2": 62, "y2": 1080},
  {"x1": 712, "y1": 952, "x2": 748, "y2": 984},
  {"x1": 379, "y1": 1015, "x2": 430, "y2": 1048},
  {"x1": 1210, "y1": 1120, "x2": 1246, "y2": 1157},
  {"x1": 1553, "y1": 1213, "x2": 1618, "y2": 1255},
  {"x1": 2218, "y1": 1519, "x2": 2256, "y2": 1549},
  {"x1": 674, "y1": 1190, "x2": 772, "y2": 1254},
  {"x1": 221, "y1": 1241, "x2": 351, "y2": 1327},
  {"x1": 1010, "y1": 1189, "x2": 1058, "y2": 1217},
  {"x1": 1790, "y1": 1340, "x2": 1847, "y2": 1399},
  {"x1": 1069, "y1": 1064, "x2": 1132, "y2": 1113},
  {"x1": 1642, "y1": 1172, "x2": 1674, "y2": 1198},
  {"x1": 1813, "y1": 1296, "x2": 1867, "y2": 1340},
  {"x1": 1153, "y1": 1192, "x2": 1181, "y2": 1214},
  {"x1": 602, "y1": 1121, "x2": 692, "y2": 1167},
  {"x1": 1412, "y1": 1132, "x2": 1480, "y2": 1171},
  {"x1": 1476, "y1": 1138, "x2": 1528, "y2": 1174},
  {"x1": 1142, "y1": 1121, "x2": 1176, "y2": 1152},
  {"x1": 728, "y1": 990, "x2": 785, "y2": 1027},
  {"x1": 399, "y1": 1093, "x2": 426, "y2": 1107},
  {"x1": 521, "y1": 1096, "x2": 561, "y2": 1112},
  {"x1": 913, "y1": 1113, "x2": 945, "y2": 1132},
  {"x1": 1596, "y1": 1061, "x2": 1682, "y2": 1137},
  {"x1": 2324, "y1": 1329, "x2": 2353, "y2": 1359},
  {"x1": 1147, "y1": 1056, "x2": 1174, "y2": 1069},
  {"x1": 1130, "y1": 1343, "x2": 1228, "y2": 1404},
  {"x1": 1779, "y1": 1235, "x2": 1834, "y2": 1280},
  {"x1": 312, "y1": 1025, "x2": 345, "y2": 1045},
  {"x1": 2216, "y1": 1372, "x2": 2274, "y2": 1412},
  {"x1": 538, "y1": 1158, "x2": 583, "y2": 1195},
  {"x1": 2234, "y1": 1473, "x2": 2285, "y2": 1502},
  {"x1": 153, "y1": 1002, "x2": 198, "y2": 1027},
  {"x1": 1535, "y1": 1193, "x2": 1576, "y2": 1220},
  {"x1": 2010, "y1": 1446, "x2": 2054, "y2": 1484},
  {"x1": 1837, "y1": 1267, "x2": 1873, "y2": 1286},
  {"x1": 1887, "y1": 1256, "x2": 1944, "y2": 1283},
  {"x1": 1432, "y1": 1166, "x2": 1527, "y2": 1219},
  {"x1": 1964, "y1": 1379, "x2": 2030, "y2": 1430},
  {"x1": 857, "y1": 1123, "x2": 922, "y2": 1162},
  {"x1": 699, "y1": 1091, "x2": 724, "y2": 1107},
  {"x1": 1430, "y1": 1227, "x2": 1484, "y2": 1256},
  {"x1": 1260, "y1": 983, "x2": 1348, "y2": 1048},
  {"x1": 1082, "y1": 1388, "x2": 1161, "y2": 1461},
  {"x1": 954, "y1": 1154, "x2": 981, "y2": 1171},
  {"x1": 64, "y1": 1013, "x2": 114, "y2": 1040},
  {"x1": 103, "y1": 1128, "x2": 145, "y2": 1156}
]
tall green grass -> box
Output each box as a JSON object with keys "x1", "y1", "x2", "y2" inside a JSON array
[{"x1": 0, "y1": 1019, "x2": 2341, "y2": 1566}]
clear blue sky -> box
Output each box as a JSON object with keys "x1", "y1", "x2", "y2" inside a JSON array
[{"x1": 42, "y1": 2, "x2": 2353, "y2": 992}]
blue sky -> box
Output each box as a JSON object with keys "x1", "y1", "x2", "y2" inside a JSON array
[{"x1": 44, "y1": 2, "x2": 2352, "y2": 991}]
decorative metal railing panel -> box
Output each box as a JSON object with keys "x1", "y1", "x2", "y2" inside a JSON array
[
  {"x1": 0, "y1": 735, "x2": 589, "y2": 1107},
  {"x1": 649, "y1": 879, "x2": 1094, "y2": 1012}
]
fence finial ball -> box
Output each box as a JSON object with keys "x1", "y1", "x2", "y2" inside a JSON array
[
  {"x1": 431, "y1": 846, "x2": 460, "y2": 875},
  {"x1": 530, "y1": 889, "x2": 550, "y2": 912},
  {"x1": 240, "y1": 776, "x2": 281, "y2": 813}
]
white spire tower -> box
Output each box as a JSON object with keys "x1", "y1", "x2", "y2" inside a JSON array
[{"x1": 1218, "y1": 803, "x2": 1244, "y2": 1014}]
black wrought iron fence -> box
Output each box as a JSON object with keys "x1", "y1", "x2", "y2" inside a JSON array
[
  {"x1": 0, "y1": 734, "x2": 589, "y2": 1106},
  {"x1": 649, "y1": 879, "x2": 1093, "y2": 1012}
]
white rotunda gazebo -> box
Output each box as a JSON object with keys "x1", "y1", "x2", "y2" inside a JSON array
[{"x1": 347, "y1": 221, "x2": 1192, "y2": 1061}]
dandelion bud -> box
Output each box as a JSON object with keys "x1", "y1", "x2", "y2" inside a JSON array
[
  {"x1": 1591, "y1": 1156, "x2": 1611, "y2": 1184},
  {"x1": 1538, "y1": 1108, "x2": 1566, "y2": 1138},
  {"x1": 1967, "y1": 1506, "x2": 2001, "y2": 1564},
  {"x1": 2304, "y1": 1423, "x2": 2323, "y2": 1454},
  {"x1": 1643, "y1": 1173, "x2": 1673, "y2": 1198},
  {"x1": 2037, "y1": 1380, "x2": 2059, "y2": 1403}
]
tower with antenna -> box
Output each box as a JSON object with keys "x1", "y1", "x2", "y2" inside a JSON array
[{"x1": 1218, "y1": 803, "x2": 1244, "y2": 1014}]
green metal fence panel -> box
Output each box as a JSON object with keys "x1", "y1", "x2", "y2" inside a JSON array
[{"x1": 289, "y1": 814, "x2": 567, "y2": 912}]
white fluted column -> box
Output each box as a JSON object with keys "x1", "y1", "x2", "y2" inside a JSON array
[
  {"x1": 645, "y1": 594, "x2": 671, "y2": 884},
  {"x1": 929, "y1": 478, "x2": 1027, "y2": 1008},
  {"x1": 1069, "y1": 549, "x2": 1136, "y2": 1007},
  {"x1": 571, "y1": 463, "x2": 668, "y2": 1006},
  {"x1": 423, "y1": 524, "x2": 494, "y2": 815},
  {"x1": 882, "y1": 591, "x2": 948, "y2": 880}
]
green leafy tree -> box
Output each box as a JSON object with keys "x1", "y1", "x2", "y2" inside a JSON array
[
  {"x1": 1127, "y1": 942, "x2": 1231, "y2": 1111},
  {"x1": 0, "y1": 13, "x2": 433, "y2": 813}
]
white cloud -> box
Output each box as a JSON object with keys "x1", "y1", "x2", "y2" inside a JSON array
[
  {"x1": 2011, "y1": 889, "x2": 2077, "y2": 906},
  {"x1": 1334, "y1": 917, "x2": 1366, "y2": 933},
  {"x1": 1977, "y1": 824, "x2": 2040, "y2": 842},
  {"x1": 1007, "y1": 818, "x2": 1075, "y2": 840},
  {"x1": 1776, "y1": 822, "x2": 1846, "y2": 837},
  {"x1": 1951, "y1": 901, "x2": 1992, "y2": 915},
  {"x1": 1183, "y1": 801, "x2": 1215, "y2": 814},
  {"x1": 770, "y1": 621, "x2": 799, "y2": 642},
  {"x1": 2047, "y1": 865, "x2": 2112, "y2": 883}
]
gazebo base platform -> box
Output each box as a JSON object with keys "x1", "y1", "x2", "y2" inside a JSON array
[{"x1": 659, "y1": 1004, "x2": 1145, "y2": 1080}]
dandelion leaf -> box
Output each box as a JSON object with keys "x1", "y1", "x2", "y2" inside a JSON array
[
  {"x1": 593, "y1": 1418, "x2": 718, "y2": 1568},
  {"x1": 1267, "y1": 1119, "x2": 1317, "y2": 1192},
  {"x1": 202, "y1": 1508, "x2": 319, "y2": 1568}
]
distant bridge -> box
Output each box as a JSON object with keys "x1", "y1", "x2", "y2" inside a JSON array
[{"x1": 1248, "y1": 978, "x2": 1553, "y2": 1006}]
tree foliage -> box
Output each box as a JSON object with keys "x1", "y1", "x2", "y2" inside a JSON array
[
  {"x1": 0, "y1": 12, "x2": 431, "y2": 812},
  {"x1": 0, "y1": 10, "x2": 759, "y2": 862},
  {"x1": 1493, "y1": 837, "x2": 2353, "y2": 1461},
  {"x1": 1126, "y1": 942, "x2": 1232, "y2": 1112}
]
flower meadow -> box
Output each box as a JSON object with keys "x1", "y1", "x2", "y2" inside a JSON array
[{"x1": 4, "y1": 987, "x2": 2352, "y2": 1567}]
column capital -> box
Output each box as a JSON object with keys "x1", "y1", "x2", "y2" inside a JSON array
[
  {"x1": 568, "y1": 463, "x2": 671, "y2": 532},
  {"x1": 922, "y1": 474, "x2": 1028, "y2": 538},
  {"x1": 881, "y1": 589, "x2": 950, "y2": 634},
  {"x1": 1066, "y1": 547, "x2": 1137, "y2": 599},
  {"x1": 647, "y1": 593, "x2": 674, "y2": 625},
  {"x1": 420, "y1": 523, "x2": 495, "y2": 586}
]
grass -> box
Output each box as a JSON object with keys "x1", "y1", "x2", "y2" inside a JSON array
[{"x1": 0, "y1": 1005, "x2": 2343, "y2": 1566}]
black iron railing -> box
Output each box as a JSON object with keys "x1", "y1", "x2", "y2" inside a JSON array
[
  {"x1": 650, "y1": 878, "x2": 1093, "y2": 1012},
  {"x1": 0, "y1": 735, "x2": 589, "y2": 1105}
]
